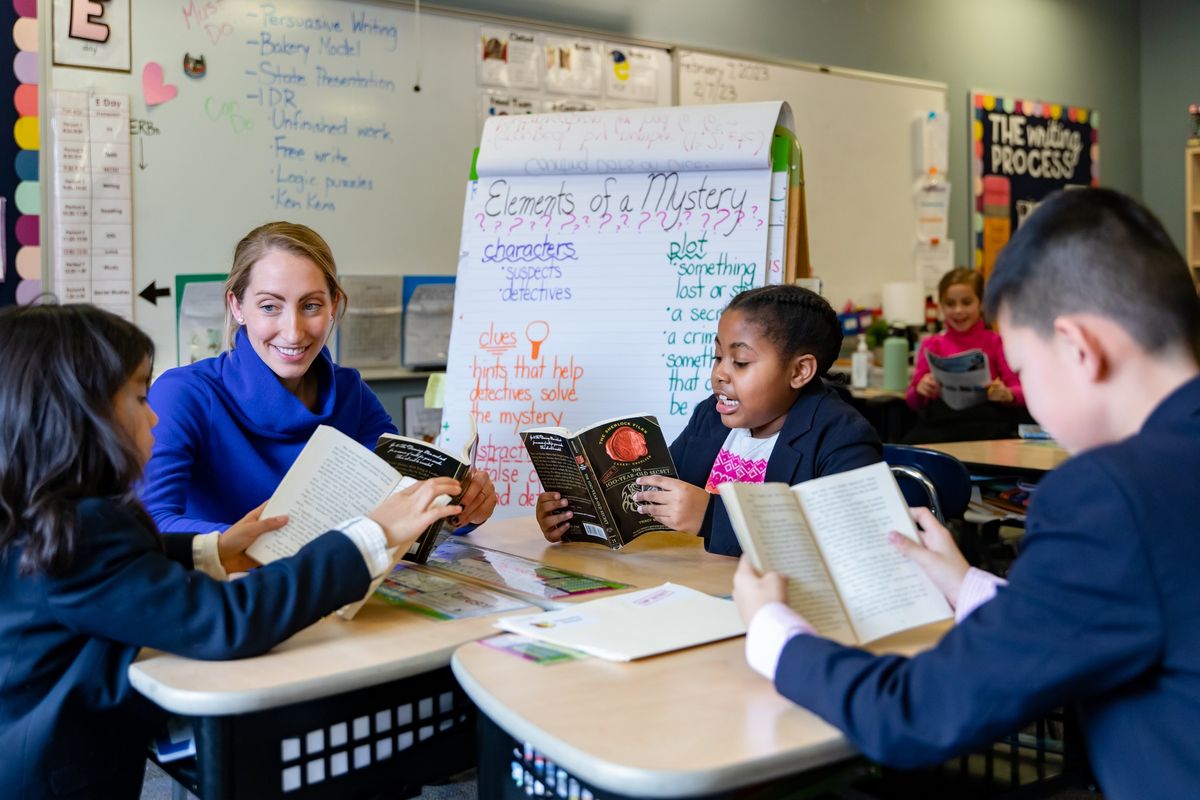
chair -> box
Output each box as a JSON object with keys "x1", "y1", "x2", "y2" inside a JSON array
[{"x1": 883, "y1": 444, "x2": 972, "y2": 523}]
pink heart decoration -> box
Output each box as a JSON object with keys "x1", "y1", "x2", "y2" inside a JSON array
[{"x1": 142, "y1": 62, "x2": 178, "y2": 107}]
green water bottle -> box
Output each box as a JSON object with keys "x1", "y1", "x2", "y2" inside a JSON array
[{"x1": 882, "y1": 335, "x2": 909, "y2": 392}]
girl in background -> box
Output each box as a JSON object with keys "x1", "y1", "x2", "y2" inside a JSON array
[{"x1": 905, "y1": 267, "x2": 1027, "y2": 443}]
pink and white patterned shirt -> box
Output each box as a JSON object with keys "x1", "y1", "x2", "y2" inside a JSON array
[{"x1": 704, "y1": 427, "x2": 779, "y2": 493}]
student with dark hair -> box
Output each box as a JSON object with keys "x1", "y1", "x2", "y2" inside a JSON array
[
  {"x1": 0, "y1": 304, "x2": 463, "y2": 799},
  {"x1": 535, "y1": 284, "x2": 882, "y2": 555},
  {"x1": 734, "y1": 188, "x2": 1200, "y2": 799},
  {"x1": 904, "y1": 266, "x2": 1028, "y2": 443}
]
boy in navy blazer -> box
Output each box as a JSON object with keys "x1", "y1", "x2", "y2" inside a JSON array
[{"x1": 735, "y1": 188, "x2": 1200, "y2": 799}]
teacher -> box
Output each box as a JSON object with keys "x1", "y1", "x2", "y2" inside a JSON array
[{"x1": 143, "y1": 222, "x2": 496, "y2": 533}]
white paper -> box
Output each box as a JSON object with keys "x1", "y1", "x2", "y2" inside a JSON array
[
  {"x1": 543, "y1": 35, "x2": 603, "y2": 97},
  {"x1": 914, "y1": 179, "x2": 950, "y2": 243},
  {"x1": 603, "y1": 44, "x2": 659, "y2": 104},
  {"x1": 916, "y1": 240, "x2": 954, "y2": 298},
  {"x1": 478, "y1": 27, "x2": 540, "y2": 90},
  {"x1": 496, "y1": 583, "x2": 745, "y2": 661},
  {"x1": 475, "y1": 102, "x2": 785, "y2": 176}
]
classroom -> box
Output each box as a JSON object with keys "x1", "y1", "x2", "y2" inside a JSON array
[{"x1": 1, "y1": 1, "x2": 1197, "y2": 799}]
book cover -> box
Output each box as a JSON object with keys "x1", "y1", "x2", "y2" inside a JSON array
[
  {"x1": 926, "y1": 348, "x2": 991, "y2": 410},
  {"x1": 374, "y1": 429, "x2": 476, "y2": 564},
  {"x1": 521, "y1": 414, "x2": 677, "y2": 549}
]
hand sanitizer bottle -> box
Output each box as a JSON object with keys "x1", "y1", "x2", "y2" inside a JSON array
[{"x1": 851, "y1": 334, "x2": 871, "y2": 389}]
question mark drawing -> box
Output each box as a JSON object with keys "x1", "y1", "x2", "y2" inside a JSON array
[
  {"x1": 757, "y1": 217, "x2": 764, "y2": 229},
  {"x1": 528, "y1": 218, "x2": 536, "y2": 231},
  {"x1": 541, "y1": 213, "x2": 552, "y2": 230},
  {"x1": 559, "y1": 213, "x2": 576, "y2": 232},
  {"x1": 508, "y1": 216, "x2": 525, "y2": 234},
  {"x1": 475, "y1": 213, "x2": 486, "y2": 232},
  {"x1": 734, "y1": 210, "x2": 745, "y2": 230},
  {"x1": 700, "y1": 212, "x2": 711, "y2": 229},
  {"x1": 599, "y1": 212, "x2": 612, "y2": 231},
  {"x1": 683, "y1": 210, "x2": 692, "y2": 225},
  {"x1": 713, "y1": 209, "x2": 731, "y2": 232},
  {"x1": 582, "y1": 215, "x2": 589, "y2": 228},
  {"x1": 494, "y1": 220, "x2": 502, "y2": 231},
  {"x1": 637, "y1": 211, "x2": 652, "y2": 232},
  {"x1": 656, "y1": 211, "x2": 669, "y2": 229}
]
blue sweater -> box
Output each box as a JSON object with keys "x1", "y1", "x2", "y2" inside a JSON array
[
  {"x1": 773, "y1": 375, "x2": 1200, "y2": 799},
  {"x1": 143, "y1": 328, "x2": 396, "y2": 532}
]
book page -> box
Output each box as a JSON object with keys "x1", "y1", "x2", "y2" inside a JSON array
[
  {"x1": 795, "y1": 463, "x2": 952, "y2": 644},
  {"x1": 718, "y1": 483, "x2": 855, "y2": 644},
  {"x1": 926, "y1": 348, "x2": 991, "y2": 410},
  {"x1": 248, "y1": 426, "x2": 399, "y2": 565}
]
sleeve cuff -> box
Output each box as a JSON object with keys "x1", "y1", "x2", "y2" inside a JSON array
[
  {"x1": 745, "y1": 602, "x2": 815, "y2": 681},
  {"x1": 337, "y1": 516, "x2": 394, "y2": 580},
  {"x1": 192, "y1": 532, "x2": 228, "y2": 581},
  {"x1": 955, "y1": 567, "x2": 1007, "y2": 622}
]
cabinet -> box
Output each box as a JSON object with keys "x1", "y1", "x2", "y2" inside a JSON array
[{"x1": 1187, "y1": 144, "x2": 1200, "y2": 283}]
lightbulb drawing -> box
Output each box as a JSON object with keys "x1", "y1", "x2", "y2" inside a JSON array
[{"x1": 525, "y1": 320, "x2": 550, "y2": 359}]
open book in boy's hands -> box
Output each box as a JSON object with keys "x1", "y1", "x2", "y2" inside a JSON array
[
  {"x1": 246, "y1": 421, "x2": 477, "y2": 569},
  {"x1": 521, "y1": 413, "x2": 677, "y2": 549},
  {"x1": 718, "y1": 462, "x2": 951, "y2": 645}
]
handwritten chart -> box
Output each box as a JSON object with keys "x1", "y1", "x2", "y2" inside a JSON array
[{"x1": 442, "y1": 103, "x2": 790, "y2": 515}]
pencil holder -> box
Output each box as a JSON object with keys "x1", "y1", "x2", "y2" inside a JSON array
[{"x1": 882, "y1": 336, "x2": 909, "y2": 391}]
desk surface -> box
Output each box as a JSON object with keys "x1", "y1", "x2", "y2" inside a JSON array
[
  {"x1": 460, "y1": 516, "x2": 737, "y2": 601},
  {"x1": 130, "y1": 516, "x2": 728, "y2": 716},
  {"x1": 923, "y1": 439, "x2": 1070, "y2": 474},
  {"x1": 129, "y1": 593, "x2": 535, "y2": 716},
  {"x1": 454, "y1": 620, "x2": 950, "y2": 798}
]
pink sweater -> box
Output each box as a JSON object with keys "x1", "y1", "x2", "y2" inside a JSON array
[{"x1": 906, "y1": 319, "x2": 1024, "y2": 410}]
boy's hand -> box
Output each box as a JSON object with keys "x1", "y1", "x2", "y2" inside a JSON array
[
  {"x1": 535, "y1": 492, "x2": 573, "y2": 542},
  {"x1": 890, "y1": 506, "x2": 970, "y2": 607},
  {"x1": 733, "y1": 557, "x2": 787, "y2": 625},
  {"x1": 220, "y1": 502, "x2": 288, "y2": 572},
  {"x1": 454, "y1": 469, "x2": 498, "y2": 527},
  {"x1": 916, "y1": 372, "x2": 941, "y2": 399},
  {"x1": 987, "y1": 378, "x2": 1014, "y2": 404},
  {"x1": 368, "y1": 477, "x2": 463, "y2": 551},
  {"x1": 633, "y1": 476, "x2": 710, "y2": 534}
]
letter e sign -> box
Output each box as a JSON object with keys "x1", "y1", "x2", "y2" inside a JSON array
[{"x1": 70, "y1": 0, "x2": 110, "y2": 43}]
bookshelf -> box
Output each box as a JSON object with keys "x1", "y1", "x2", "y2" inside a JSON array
[{"x1": 1188, "y1": 143, "x2": 1200, "y2": 284}]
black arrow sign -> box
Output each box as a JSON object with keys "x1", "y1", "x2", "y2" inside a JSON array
[{"x1": 138, "y1": 281, "x2": 170, "y2": 305}]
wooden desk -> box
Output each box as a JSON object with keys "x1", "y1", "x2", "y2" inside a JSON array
[
  {"x1": 453, "y1": 620, "x2": 950, "y2": 799},
  {"x1": 460, "y1": 515, "x2": 737, "y2": 602},
  {"x1": 923, "y1": 439, "x2": 1069, "y2": 476},
  {"x1": 130, "y1": 589, "x2": 535, "y2": 799}
]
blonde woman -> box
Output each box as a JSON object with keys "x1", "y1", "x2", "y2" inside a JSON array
[{"x1": 144, "y1": 222, "x2": 496, "y2": 533}]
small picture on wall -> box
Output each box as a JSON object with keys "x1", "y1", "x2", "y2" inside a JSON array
[
  {"x1": 53, "y1": 0, "x2": 131, "y2": 73},
  {"x1": 404, "y1": 396, "x2": 444, "y2": 444}
]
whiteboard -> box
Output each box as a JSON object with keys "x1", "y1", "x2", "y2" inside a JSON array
[
  {"x1": 678, "y1": 50, "x2": 947, "y2": 310},
  {"x1": 44, "y1": 1, "x2": 672, "y2": 368}
]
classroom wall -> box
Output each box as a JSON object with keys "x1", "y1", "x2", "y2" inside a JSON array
[
  {"x1": 446, "y1": 0, "x2": 1143, "y2": 285},
  {"x1": 1140, "y1": 0, "x2": 1198, "y2": 252}
]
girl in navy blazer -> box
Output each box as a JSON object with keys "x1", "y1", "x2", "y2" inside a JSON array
[
  {"x1": 0, "y1": 304, "x2": 462, "y2": 800},
  {"x1": 536, "y1": 285, "x2": 882, "y2": 555}
]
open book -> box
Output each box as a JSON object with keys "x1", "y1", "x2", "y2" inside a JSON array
[
  {"x1": 926, "y1": 348, "x2": 991, "y2": 410},
  {"x1": 717, "y1": 462, "x2": 951, "y2": 645},
  {"x1": 521, "y1": 414, "x2": 677, "y2": 549},
  {"x1": 246, "y1": 423, "x2": 476, "y2": 569}
]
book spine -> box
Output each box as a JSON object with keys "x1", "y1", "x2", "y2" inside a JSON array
[
  {"x1": 404, "y1": 463, "x2": 473, "y2": 565},
  {"x1": 569, "y1": 437, "x2": 622, "y2": 549}
]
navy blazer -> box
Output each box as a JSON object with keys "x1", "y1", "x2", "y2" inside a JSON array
[
  {"x1": 773, "y1": 375, "x2": 1200, "y2": 799},
  {"x1": 670, "y1": 383, "x2": 882, "y2": 555},
  {"x1": 0, "y1": 499, "x2": 370, "y2": 799}
]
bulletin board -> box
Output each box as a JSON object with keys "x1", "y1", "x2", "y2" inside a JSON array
[{"x1": 42, "y1": 0, "x2": 672, "y2": 368}]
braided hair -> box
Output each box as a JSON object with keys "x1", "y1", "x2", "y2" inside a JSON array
[{"x1": 724, "y1": 285, "x2": 843, "y2": 375}]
